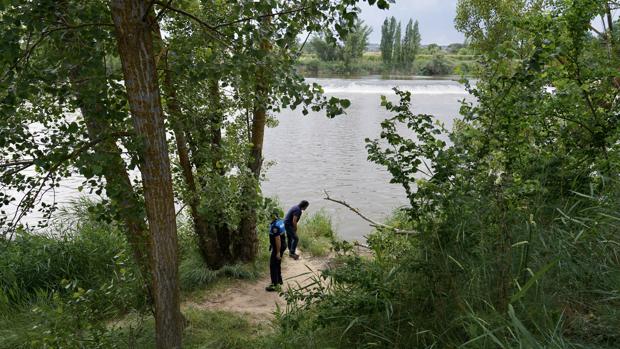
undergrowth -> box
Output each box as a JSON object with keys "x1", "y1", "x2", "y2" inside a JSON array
[
  {"x1": 0, "y1": 198, "x2": 279, "y2": 348},
  {"x1": 297, "y1": 209, "x2": 336, "y2": 257}
]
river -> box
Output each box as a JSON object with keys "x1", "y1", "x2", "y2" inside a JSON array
[
  {"x1": 5, "y1": 77, "x2": 470, "y2": 241},
  {"x1": 263, "y1": 77, "x2": 470, "y2": 241}
]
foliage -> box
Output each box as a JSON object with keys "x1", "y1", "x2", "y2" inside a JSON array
[
  {"x1": 0, "y1": 200, "x2": 148, "y2": 349},
  {"x1": 0, "y1": 201, "x2": 146, "y2": 310},
  {"x1": 420, "y1": 52, "x2": 455, "y2": 76},
  {"x1": 297, "y1": 210, "x2": 337, "y2": 257},
  {"x1": 380, "y1": 16, "x2": 422, "y2": 72},
  {"x1": 309, "y1": 34, "x2": 340, "y2": 62},
  {"x1": 296, "y1": 52, "x2": 475, "y2": 77},
  {"x1": 308, "y1": 19, "x2": 372, "y2": 74},
  {"x1": 272, "y1": 1, "x2": 620, "y2": 347}
]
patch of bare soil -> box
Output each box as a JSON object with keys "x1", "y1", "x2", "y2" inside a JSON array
[{"x1": 190, "y1": 251, "x2": 331, "y2": 322}]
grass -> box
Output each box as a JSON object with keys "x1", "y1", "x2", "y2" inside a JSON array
[
  {"x1": 0, "y1": 198, "x2": 346, "y2": 348},
  {"x1": 297, "y1": 209, "x2": 336, "y2": 257},
  {"x1": 108, "y1": 308, "x2": 268, "y2": 348},
  {"x1": 178, "y1": 230, "x2": 269, "y2": 292}
]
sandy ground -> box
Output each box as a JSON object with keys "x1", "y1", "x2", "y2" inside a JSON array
[{"x1": 190, "y1": 251, "x2": 331, "y2": 322}]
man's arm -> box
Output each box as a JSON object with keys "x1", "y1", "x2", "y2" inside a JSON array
[
  {"x1": 292, "y1": 215, "x2": 299, "y2": 231},
  {"x1": 274, "y1": 233, "x2": 281, "y2": 259}
]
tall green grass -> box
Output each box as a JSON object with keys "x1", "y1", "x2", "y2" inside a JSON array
[
  {"x1": 0, "y1": 197, "x2": 277, "y2": 348},
  {"x1": 268, "y1": 188, "x2": 620, "y2": 348},
  {"x1": 297, "y1": 209, "x2": 336, "y2": 257},
  {"x1": 0, "y1": 200, "x2": 147, "y2": 348}
]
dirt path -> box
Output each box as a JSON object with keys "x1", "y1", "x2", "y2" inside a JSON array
[{"x1": 190, "y1": 251, "x2": 330, "y2": 321}]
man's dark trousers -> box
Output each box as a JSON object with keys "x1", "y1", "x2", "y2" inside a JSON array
[
  {"x1": 286, "y1": 226, "x2": 298, "y2": 255},
  {"x1": 269, "y1": 242, "x2": 283, "y2": 285}
]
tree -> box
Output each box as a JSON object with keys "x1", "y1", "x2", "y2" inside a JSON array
[
  {"x1": 380, "y1": 16, "x2": 397, "y2": 67},
  {"x1": 393, "y1": 22, "x2": 402, "y2": 66},
  {"x1": 0, "y1": 0, "x2": 152, "y2": 285},
  {"x1": 380, "y1": 17, "x2": 421, "y2": 72},
  {"x1": 401, "y1": 19, "x2": 422, "y2": 72},
  {"x1": 310, "y1": 34, "x2": 340, "y2": 61},
  {"x1": 380, "y1": 18, "x2": 392, "y2": 64},
  {"x1": 153, "y1": 0, "x2": 385, "y2": 263},
  {"x1": 109, "y1": 1, "x2": 182, "y2": 347},
  {"x1": 341, "y1": 20, "x2": 373, "y2": 71}
]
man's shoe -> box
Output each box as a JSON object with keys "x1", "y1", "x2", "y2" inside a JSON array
[
  {"x1": 289, "y1": 253, "x2": 300, "y2": 260},
  {"x1": 265, "y1": 284, "x2": 278, "y2": 292}
]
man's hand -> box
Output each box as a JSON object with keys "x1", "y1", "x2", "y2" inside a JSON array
[{"x1": 276, "y1": 254, "x2": 281, "y2": 260}]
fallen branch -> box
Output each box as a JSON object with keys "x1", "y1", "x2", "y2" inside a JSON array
[{"x1": 323, "y1": 190, "x2": 419, "y2": 235}]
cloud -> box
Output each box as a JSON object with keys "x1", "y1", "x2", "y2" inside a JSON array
[{"x1": 359, "y1": 0, "x2": 464, "y2": 45}]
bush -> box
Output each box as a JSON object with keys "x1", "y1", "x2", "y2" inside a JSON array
[
  {"x1": 0, "y1": 200, "x2": 148, "y2": 348},
  {"x1": 0, "y1": 213, "x2": 145, "y2": 311},
  {"x1": 420, "y1": 53, "x2": 454, "y2": 75}
]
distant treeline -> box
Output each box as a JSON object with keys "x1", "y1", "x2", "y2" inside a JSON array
[
  {"x1": 380, "y1": 17, "x2": 421, "y2": 72},
  {"x1": 299, "y1": 16, "x2": 479, "y2": 76}
]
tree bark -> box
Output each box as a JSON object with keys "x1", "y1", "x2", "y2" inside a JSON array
[
  {"x1": 153, "y1": 28, "x2": 224, "y2": 269},
  {"x1": 110, "y1": 1, "x2": 182, "y2": 348},
  {"x1": 234, "y1": 34, "x2": 270, "y2": 262},
  {"x1": 207, "y1": 79, "x2": 234, "y2": 263},
  {"x1": 56, "y1": 3, "x2": 152, "y2": 289},
  {"x1": 236, "y1": 19, "x2": 273, "y2": 262}
]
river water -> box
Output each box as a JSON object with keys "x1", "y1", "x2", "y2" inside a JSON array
[
  {"x1": 6, "y1": 77, "x2": 470, "y2": 241},
  {"x1": 263, "y1": 77, "x2": 470, "y2": 241}
]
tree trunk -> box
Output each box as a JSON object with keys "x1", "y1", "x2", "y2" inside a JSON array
[
  {"x1": 58, "y1": 6, "x2": 152, "y2": 289},
  {"x1": 154, "y1": 29, "x2": 224, "y2": 269},
  {"x1": 207, "y1": 79, "x2": 234, "y2": 263},
  {"x1": 234, "y1": 29, "x2": 271, "y2": 262},
  {"x1": 110, "y1": 1, "x2": 182, "y2": 348}
]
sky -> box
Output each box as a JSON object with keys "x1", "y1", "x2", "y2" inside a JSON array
[{"x1": 358, "y1": 0, "x2": 465, "y2": 45}]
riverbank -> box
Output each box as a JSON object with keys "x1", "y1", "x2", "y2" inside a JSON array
[{"x1": 295, "y1": 52, "x2": 479, "y2": 77}]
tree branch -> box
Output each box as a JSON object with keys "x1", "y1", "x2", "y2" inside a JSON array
[
  {"x1": 0, "y1": 159, "x2": 35, "y2": 169},
  {"x1": 589, "y1": 24, "x2": 605, "y2": 38},
  {"x1": 1, "y1": 23, "x2": 115, "y2": 83},
  {"x1": 213, "y1": 5, "x2": 312, "y2": 29},
  {"x1": 2, "y1": 131, "x2": 133, "y2": 238},
  {"x1": 323, "y1": 190, "x2": 419, "y2": 235},
  {"x1": 154, "y1": 0, "x2": 216, "y2": 30},
  {"x1": 153, "y1": 1, "x2": 235, "y2": 50}
]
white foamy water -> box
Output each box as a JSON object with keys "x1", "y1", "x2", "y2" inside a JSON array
[{"x1": 319, "y1": 78, "x2": 469, "y2": 95}]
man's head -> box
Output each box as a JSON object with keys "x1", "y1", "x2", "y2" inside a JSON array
[{"x1": 299, "y1": 200, "x2": 309, "y2": 210}]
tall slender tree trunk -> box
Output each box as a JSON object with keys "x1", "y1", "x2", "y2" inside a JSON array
[
  {"x1": 155, "y1": 30, "x2": 224, "y2": 269},
  {"x1": 110, "y1": 1, "x2": 182, "y2": 348},
  {"x1": 207, "y1": 79, "x2": 234, "y2": 263},
  {"x1": 77, "y1": 88, "x2": 152, "y2": 278},
  {"x1": 234, "y1": 24, "x2": 271, "y2": 262}
]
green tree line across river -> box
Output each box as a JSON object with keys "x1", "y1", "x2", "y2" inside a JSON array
[
  {"x1": 1, "y1": 0, "x2": 619, "y2": 348},
  {"x1": 298, "y1": 15, "x2": 478, "y2": 76}
]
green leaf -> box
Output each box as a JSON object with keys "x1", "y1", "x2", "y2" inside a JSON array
[{"x1": 510, "y1": 259, "x2": 558, "y2": 304}]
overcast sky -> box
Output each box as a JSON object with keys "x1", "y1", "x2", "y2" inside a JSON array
[{"x1": 358, "y1": 0, "x2": 465, "y2": 45}]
